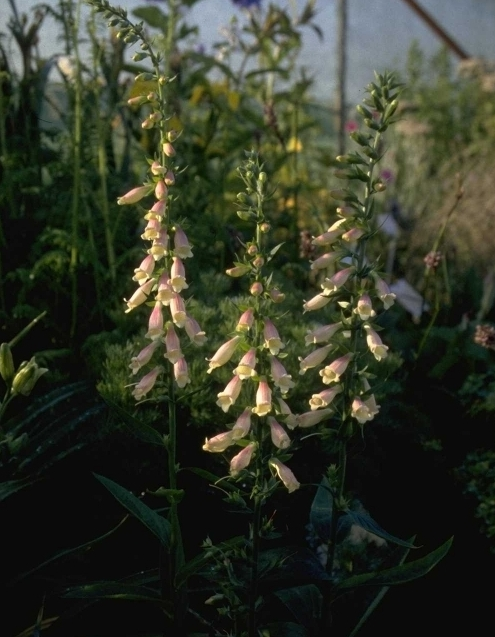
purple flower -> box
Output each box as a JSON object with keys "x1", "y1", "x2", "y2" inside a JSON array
[{"x1": 232, "y1": 0, "x2": 261, "y2": 9}]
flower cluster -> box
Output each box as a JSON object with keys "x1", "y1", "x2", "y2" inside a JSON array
[
  {"x1": 99, "y1": 3, "x2": 206, "y2": 401},
  {"x1": 291, "y1": 72, "x2": 401, "y2": 435},
  {"x1": 203, "y1": 152, "x2": 299, "y2": 493}
]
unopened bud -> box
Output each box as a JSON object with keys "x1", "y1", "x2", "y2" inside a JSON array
[
  {"x1": 250, "y1": 282, "x2": 263, "y2": 297},
  {"x1": 167, "y1": 130, "x2": 179, "y2": 142},
  {"x1": 260, "y1": 222, "x2": 270, "y2": 233},
  {"x1": 162, "y1": 142, "x2": 176, "y2": 157},
  {"x1": 0, "y1": 342, "x2": 15, "y2": 383},
  {"x1": 11, "y1": 358, "x2": 48, "y2": 396},
  {"x1": 374, "y1": 181, "x2": 386, "y2": 192}
]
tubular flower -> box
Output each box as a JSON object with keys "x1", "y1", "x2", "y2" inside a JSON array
[
  {"x1": 263, "y1": 319, "x2": 285, "y2": 355},
  {"x1": 296, "y1": 408, "x2": 333, "y2": 428},
  {"x1": 133, "y1": 254, "x2": 155, "y2": 282},
  {"x1": 309, "y1": 385, "x2": 343, "y2": 411},
  {"x1": 351, "y1": 397, "x2": 376, "y2": 424},
  {"x1": 310, "y1": 251, "x2": 343, "y2": 271},
  {"x1": 217, "y1": 375, "x2": 243, "y2": 413},
  {"x1": 173, "y1": 357, "x2": 191, "y2": 388},
  {"x1": 319, "y1": 352, "x2": 353, "y2": 385},
  {"x1": 236, "y1": 308, "x2": 255, "y2": 332},
  {"x1": 354, "y1": 294, "x2": 375, "y2": 321},
  {"x1": 125, "y1": 279, "x2": 155, "y2": 313},
  {"x1": 129, "y1": 340, "x2": 161, "y2": 375},
  {"x1": 156, "y1": 272, "x2": 174, "y2": 305},
  {"x1": 234, "y1": 348, "x2": 257, "y2": 379},
  {"x1": 169, "y1": 257, "x2": 188, "y2": 292},
  {"x1": 268, "y1": 417, "x2": 291, "y2": 449},
  {"x1": 184, "y1": 316, "x2": 207, "y2": 345},
  {"x1": 203, "y1": 430, "x2": 236, "y2": 452},
  {"x1": 132, "y1": 365, "x2": 162, "y2": 400},
  {"x1": 230, "y1": 442, "x2": 256, "y2": 477},
  {"x1": 252, "y1": 379, "x2": 272, "y2": 416},
  {"x1": 232, "y1": 407, "x2": 252, "y2": 439},
  {"x1": 373, "y1": 274, "x2": 396, "y2": 309},
  {"x1": 207, "y1": 336, "x2": 242, "y2": 373},
  {"x1": 321, "y1": 266, "x2": 355, "y2": 296},
  {"x1": 117, "y1": 185, "x2": 152, "y2": 205},
  {"x1": 146, "y1": 302, "x2": 164, "y2": 340},
  {"x1": 364, "y1": 325, "x2": 388, "y2": 361},
  {"x1": 311, "y1": 219, "x2": 347, "y2": 247},
  {"x1": 303, "y1": 293, "x2": 331, "y2": 313},
  {"x1": 164, "y1": 323, "x2": 183, "y2": 364},
  {"x1": 170, "y1": 293, "x2": 187, "y2": 327},
  {"x1": 269, "y1": 458, "x2": 300, "y2": 493},
  {"x1": 304, "y1": 322, "x2": 342, "y2": 345},
  {"x1": 299, "y1": 344, "x2": 333, "y2": 375},
  {"x1": 173, "y1": 226, "x2": 193, "y2": 259},
  {"x1": 269, "y1": 356, "x2": 295, "y2": 394}
]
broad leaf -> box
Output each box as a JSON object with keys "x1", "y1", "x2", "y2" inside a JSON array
[
  {"x1": 94, "y1": 474, "x2": 171, "y2": 548},
  {"x1": 274, "y1": 584, "x2": 322, "y2": 631},
  {"x1": 334, "y1": 536, "x2": 453, "y2": 591},
  {"x1": 309, "y1": 477, "x2": 333, "y2": 542},
  {"x1": 105, "y1": 400, "x2": 165, "y2": 446}
]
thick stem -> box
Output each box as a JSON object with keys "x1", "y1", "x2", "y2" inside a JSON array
[{"x1": 248, "y1": 418, "x2": 263, "y2": 637}]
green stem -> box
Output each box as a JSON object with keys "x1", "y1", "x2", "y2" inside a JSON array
[
  {"x1": 248, "y1": 418, "x2": 263, "y2": 637},
  {"x1": 8, "y1": 311, "x2": 47, "y2": 348},
  {"x1": 69, "y1": 0, "x2": 83, "y2": 341}
]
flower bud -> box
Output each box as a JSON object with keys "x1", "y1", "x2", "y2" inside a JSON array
[
  {"x1": 0, "y1": 342, "x2": 15, "y2": 383},
  {"x1": 11, "y1": 357, "x2": 48, "y2": 396}
]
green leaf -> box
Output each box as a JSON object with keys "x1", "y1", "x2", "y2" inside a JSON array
[
  {"x1": 64, "y1": 582, "x2": 161, "y2": 603},
  {"x1": 274, "y1": 584, "x2": 322, "y2": 631},
  {"x1": 132, "y1": 6, "x2": 168, "y2": 32},
  {"x1": 334, "y1": 536, "x2": 453, "y2": 591},
  {"x1": 94, "y1": 474, "x2": 171, "y2": 548},
  {"x1": 309, "y1": 477, "x2": 333, "y2": 542},
  {"x1": 263, "y1": 621, "x2": 309, "y2": 637},
  {"x1": 105, "y1": 399, "x2": 165, "y2": 446},
  {"x1": 0, "y1": 477, "x2": 38, "y2": 502}
]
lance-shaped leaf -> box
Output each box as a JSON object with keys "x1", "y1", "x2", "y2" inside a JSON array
[
  {"x1": 309, "y1": 477, "x2": 333, "y2": 542},
  {"x1": 64, "y1": 582, "x2": 162, "y2": 603},
  {"x1": 334, "y1": 536, "x2": 453, "y2": 591},
  {"x1": 94, "y1": 474, "x2": 170, "y2": 548},
  {"x1": 344, "y1": 510, "x2": 418, "y2": 549}
]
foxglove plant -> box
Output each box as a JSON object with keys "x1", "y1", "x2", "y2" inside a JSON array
[
  {"x1": 289, "y1": 72, "x2": 402, "y2": 575},
  {"x1": 86, "y1": 0, "x2": 205, "y2": 630},
  {"x1": 203, "y1": 151, "x2": 299, "y2": 635}
]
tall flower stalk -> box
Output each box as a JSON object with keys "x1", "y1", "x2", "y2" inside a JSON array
[
  {"x1": 88, "y1": 0, "x2": 206, "y2": 630},
  {"x1": 293, "y1": 72, "x2": 402, "y2": 576},
  {"x1": 203, "y1": 151, "x2": 298, "y2": 636}
]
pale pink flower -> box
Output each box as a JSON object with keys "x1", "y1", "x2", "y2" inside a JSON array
[
  {"x1": 311, "y1": 219, "x2": 347, "y2": 247},
  {"x1": 268, "y1": 417, "x2": 291, "y2": 449},
  {"x1": 250, "y1": 281, "x2": 263, "y2": 296},
  {"x1": 154, "y1": 180, "x2": 168, "y2": 200},
  {"x1": 129, "y1": 340, "x2": 160, "y2": 375},
  {"x1": 303, "y1": 293, "x2": 331, "y2": 313},
  {"x1": 234, "y1": 348, "x2": 257, "y2": 379},
  {"x1": 304, "y1": 322, "x2": 341, "y2": 345},
  {"x1": 351, "y1": 397, "x2": 376, "y2": 424},
  {"x1": 173, "y1": 357, "x2": 191, "y2": 388},
  {"x1": 236, "y1": 308, "x2": 255, "y2": 332},
  {"x1": 132, "y1": 365, "x2": 162, "y2": 400},
  {"x1": 373, "y1": 274, "x2": 396, "y2": 309},
  {"x1": 151, "y1": 160, "x2": 165, "y2": 176},
  {"x1": 141, "y1": 218, "x2": 161, "y2": 241},
  {"x1": 169, "y1": 257, "x2": 188, "y2": 292},
  {"x1": 156, "y1": 272, "x2": 175, "y2": 305},
  {"x1": 164, "y1": 170, "x2": 175, "y2": 186},
  {"x1": 125, "y1": 279, "x2": 154, "y2": 313},
  {"x1": 184, "y1": 316, "x2": 207, "y2": 345},
  {"x1": 269, "y1": 287, "x2": 285, "y2": 303},
  {"x1": 145, "y1": 199, "x2": 166, "y2": 220},
  {"x1": 164, "y1": 323, "x2": 183, "y2": 364},
  {"x1": 310, "y1": 251, "x2": 342, "y2": 271},
  {"x1": 319, "y1": 352, "x2": 353, "y2": 384},
  {"x1": 132, "y1": 254, "x2": 155, "y2": 282},
  {"x1": 162, "y1": 141, "x2": 176, "y2": 157},
  {"x1": 203, "y1": 430, "x2": 236, "y2": 452},
  {"x1": 252, "y1": 380, "x2": 272, "y2": 416},
  {"x1": 277, "y1": 397, "x2": 298, "y2": 430},
  {"x1": 263, "y1": 319, "x2": 284, "y2": 355},
  {"x1": 299, "y1": 344, "x2": 333, "y2": 375},
  {"x1": 148, "y1": 228, "x2": 169, "y2": 260},
  {"x1": 216, "y1": 375, "x2": 243, "y2": 412},
  {"x1": 230, "y1": 442, "x2": 256, "y2": 477},
  {"x1": 269, "y1": 356, "x2": 295, "y2": 394},
  {"x1": 207, "y1": 336, "x2": 242, "y2": 373},
  {"x1": 269, "y1": 458, "x2": 300, "y2": 493},
  {"x1": 146, "y1": 301, "x2": 164, "y2": 340},
  {"x1": 232, "y1": 407, "x2": 252, "y2": 439},
  {"x1": 296, "y1": 408, "x2": 333, "y2": 428},
  {"x1": 354, "y1": 294, "x2": 376, "y2": 321},
  {"x1": 226, "y1": 265, "x2": 251, "y2": 277},
  {"x1": 364, "y1": 325, "x2": 388, "y2": 361},
  {"x1": 321, "y1": 266, "x2": 355, "y2": 296},
  {"x1": 117, "y1": 185, "x2": 151, "y2": 205},
  {"x1": 173, "y1": 226, "x2": 193, "y2": 259},
  {"x1": 342, "y1": 227, "x2": 365, "y2": 242},
  {"x1": 170, "y1": 293, "x2": 187, "y2": 327},
  {"x1": 309, "y1": 385, "x2": 342, "y2": 410}
]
